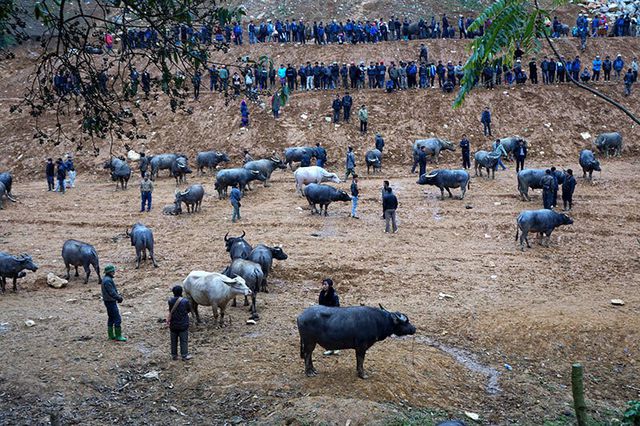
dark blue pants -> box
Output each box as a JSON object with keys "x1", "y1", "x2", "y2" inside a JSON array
[
  {"x1": 57, "y1": 178, "x2": 65, "y2": 193},
  {"x1": 104, "y1": 301, "x2": 121, "y2": 327},
  {"x1": 543, "y1": 190, "x2": 553, "y2": 210},
  {"x1": 47, "y1": 176, "x2": 54, "y2": 191},
  {"x1": 141, "y1": 191, "x2": 152, "y2": 211},
  {"x1": 462, "y1": 153, "x2": 470, "y2": 169}
]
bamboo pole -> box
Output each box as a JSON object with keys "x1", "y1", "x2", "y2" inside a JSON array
[{"x1": 571, "y1": 363, "x2": 587, "y2": 426}]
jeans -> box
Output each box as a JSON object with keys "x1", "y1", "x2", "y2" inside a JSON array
[
  {"x1": 306, "y1": 76, "x2": 314, "y2": 90},
  {"x1": 343, "y1": 107, "x2": 351, "y2": 122},
  {"x1": 47, "y1": 176, "x2": 54, "y2": 191},
  {"x1": 105, "y1": 301, "x2": 121, "y2": 327},
  {"x1": 232, "y1": 202, "x2": 240, "y2": 222},
  {"x1": 384, "y1": 209, "x2": 397, "y2": 233},
  {"x1": 345, "y1": 168, "x2": 356, "y2": 180},
  {"x1": 57, "y1": 178, "x2": 65, "y2": 193},
  {"x1": 333, "y1": 110, "x2": 340, "y2": 123},
  {"x1": 351, "y1": 195, "x2": 358, "y2": 217},
  {"x1": 360, "y1": 121, "x2": 367, "y2": 133},
  {"x1": 495, "y1": 158, "x2": 506, "y2": 170},
  {"x1": 170, "y1": 329, "x2": 189, "y2": 359},
  {"x1": 141, "y1": 191, "x2": 152, "y2": 211}
]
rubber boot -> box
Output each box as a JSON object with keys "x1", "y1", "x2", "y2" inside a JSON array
[
  {"x1": 114, "y1": 326, "x2": 127, "y2": 342},
  {"x1": 108, "y1": 326, "x2": 115, "y2": 340}
]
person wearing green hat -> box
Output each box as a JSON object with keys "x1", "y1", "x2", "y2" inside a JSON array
[{"x1": 101, "y1": 264, "x2": 127, "y2": 342}]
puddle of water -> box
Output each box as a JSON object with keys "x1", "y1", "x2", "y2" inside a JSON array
[{"x1": 412, "y1": 335, "x2": 501, "y2": 395}]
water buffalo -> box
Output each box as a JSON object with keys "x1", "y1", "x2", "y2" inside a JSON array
[
  {"x1": 515, "y1": 209, "x2": 573, "y2": 250},
  {"x1": 417, "y1": 169, "x2": 470, "y2": 199},
  {"x1": 174, "y1": 184, "x2": 204, "y2": 213},
  {"x1": 498, "y1": 136, "x2": 527, "y2": 160},
  {"x1": 162, "y1": 201, "x2": 183, "y2": 215},
  {"x1": 222, "y1": 259, "x2": 264, "y2": 320},
  {"x1": 183, "y1": 271, "x2": 252, "y2": 326},
  {"x1": 143, "y1": 153, "x2": 186, "y2": 180},
  {"x1": 196, "y1": 151, "x2": 230, "y2": 175},
  {"x1": 214, "y1": 168, "x2": 266, "y2": 199},
  {"x1": 0, "y1": 252, "x2": 38, "y2": 293},
  {"x1": 103, "y1": 157, "x2": 132, "y2": 190},
  {"x1": 62, "y1": 239, "x2": 101, "y2": 284},
  {"x1": 0, "y1": 172, "x2": 13, "y2": 195},
  {"x1": 474, "y1": 151, "x2": 501, "y2": 178},
  {"x1": 0, "y1": 181, "x2": 16, "y2": 210},
  {"x1": 126, "y1": 222, "x2": 158, "y2": 268},
  {"x1": 283, "y1": 146, "x2": 317, "y2": 169},
  {"x1": 294, "y1": 166, "x2": 341, "y2": 195},
  {"x1": 297, "y1": 304, "x2": 416, "y2": 379},
  {"x1": 365, "y1": 149, "x2": 382, "y2": 174},
  {"x1": 579, "y1": 150, "x2": 601, "y2": 180},
  {"x1": 171, "y1": 155, "x2": 192, "y2": 186},
  {"x1": 412, "y1": 138, "x2": 456, "y2": 165},
  {"x1": 517, "y1": 169, "x2": 566, "y2": 201},
  {"x1": 244, "y1": 157, "x2": 287, "y2": 187},
  {"x1": 224, "y1": 231, "x2": 252, "y2": 260},
  {"x1": 594, "y1": 132, "x2": 622, "y2": 157},
  {"x1": 304, "y1": 183, "x2": 351, "y2": 216},
  {"x1": 248, "y1": 244, "x2": 288, "y2": 292}
]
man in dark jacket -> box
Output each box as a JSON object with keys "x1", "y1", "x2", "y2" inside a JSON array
[
  {"x1": 550, "y1": 166, "x2": 559, "y2": 208},
  {"x1": 375, "y1": 133, "x2": 385, "y2": 152},
  {"x1": 230, "y1": 183, "x2": 242, "y2": 223},
  {"x1": 418, "y1": 146, "x2": 428, "y2": 176},
  {"x1": 350, "y1": 175, "x2": 359, "y2": 219},
  {"x1": 562, "y1": 169, "x2": 576, "y2": 211},
  {"x1": 541, "y1": 169, "x2": 554, "y2": 210},
  {"x1": 529, "y1": 59, "x2": 538, "y2": 84},
  {"x1": 101, "y1": 264, "x2": 127, "y2": 341},
  {"x1": 315, "y1": 142, "x2": 327, "y2": 167},
  {"x1": 515, "y1": 139, "x2": 527, "y2": 172},
  {"x1": 332, "y1": 95, "x2": 342, "y2": 123},
  {"x1": 480, "y1": 107, "x2": 492, "y2": 136},
  {"x1": 319, "y1": 278, "x2": 340, "y2": 355},
  {"x1": 168, "y1": 285, "x2": 192, "y2": 361},
  {"x1": 459, "y1": 135, "x2": 470, "y2": 169},
  {"x1": 56, "y1": 158, "x2": 66, "y2": 193},
  {"x1": 46, "y1": 158, "x2": 55, "y2": 191},
  {"x1": 342, "y1": 92, "x2": 353, "y2": 122},
  {"x1": 382, "y1": 187, "x2": 398, "y2": 233}
]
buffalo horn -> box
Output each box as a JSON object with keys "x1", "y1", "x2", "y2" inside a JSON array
[
  {"x1": 251, "y1": 170, "x2": 260, "y2": 174},
  {"x1": 125, "y1": 228, "x2": 130, "y2": 237},
  {"x1": 240, "y1": 230, "x2": 245, "y2": 239},
  {"x1": 379, "y1": 303, "x2": 388, "y2": 312},
  {"x1": 180, "y1": 189, "x2": 190, "y2": 196},
  {"x1": 426, "y1": 172, "x2": 438, "y2": 178},
  {"x1": 224, "y1": 232, "x2": 229, "y2": 242}
]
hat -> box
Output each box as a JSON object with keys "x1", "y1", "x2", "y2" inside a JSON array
[{"x1": 104, "y1": 264, "x2": 116, "y2": 274}]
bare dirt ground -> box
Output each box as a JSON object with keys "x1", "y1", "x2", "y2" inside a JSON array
[{"x1": 0, "y1": 34, "x2": 640, "y2": 425}]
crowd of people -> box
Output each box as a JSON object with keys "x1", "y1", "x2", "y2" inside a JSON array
[{"x1": 45, "y1": 155, "x2": 76, "y2": 193}]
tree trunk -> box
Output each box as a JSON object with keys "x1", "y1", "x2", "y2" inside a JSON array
[{"x1": 571, "y1": 363, "x2": 587, "y2": 426}]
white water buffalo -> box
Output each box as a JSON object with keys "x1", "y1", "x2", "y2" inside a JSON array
[
  {"x1": 293, "y1": 166, "x2": 341, "y2": 195},
  {"x1": 183, "y1": 271, "x2": 252, "y2": 326}
]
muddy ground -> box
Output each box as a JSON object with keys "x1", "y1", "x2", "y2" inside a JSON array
[{"x1": 0, "y1": 154, "x2": 639, "y2": 425}]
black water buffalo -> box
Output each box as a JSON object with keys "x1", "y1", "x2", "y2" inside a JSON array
[
  {"x1": 297, "y1": 305, "x2": 416, "y2": 379},
  {"x1": 365, "y1": 149, "x2": 382, "y2": 174},
  {"x1": 126, "y1": 222, "x2": 158, "y2": 268},
  {"x1": 515, "y1": 209, "x2": 573, "y2": 250},
  {"x1": 248, "y1": 244, "x2": 288, "y2": 292},
  {"x1": 224, "y1": 231, "x2": 252, "y2": 260},
  {"x1": 0, "y1": 252, "x2": 38, "y2": 293},
  {"x1": 171, "y1": 155, "x2": 192, "y2": 185},
  {"x1": 594, "y1": 132, "x2": 622, "y2": 157},
  {"x1": 174, "y1": 184, "x2": 204, "y2": 213},
  {"x1": 579, "y1": 150, "x2": 601, "y2": 180},
  {"x1": 517, "y1": 169, "x2": 566, "y2": 201},
  {"x1": 283, "y1": 146, "x2": 317, "y2": 169},
  {"x1": 196, "y1": 151, "x2": 230, "y2": 175},
  {"x1": 162, "y1": 201, "x2": 183, "y2": 215},
  {"x1": 244, "y1": 157, "x2": 287, "y2": 187},
  {"x1": 0, "y1": 181, "x2": 16, "y2": 210},
  {"x1": 62, "y1": 239, "x2": 101, "y2": 284},
  {"x1": 412, "y1": 138, "x2": 456, "y2": 165},
  {"x1": 103, "y1": 157, "x2": 132, "y2": 190},
  {"x1": 474, "y1": 151, "x2": 501, "y2": 178},
  {"x1": 0, "y1": 172, "x2": 13, "y2": 195},
  {"x1": 498, "y1": 136, "x2": 527, "y2": 160},
  {"x1": 142, "y1": 153, "x2": 186, "y2": 180},
  {"x1": 303, "y1": 183, "x2": 351, "y2": 216},
  {"x1": 417, "y1": 169, "x2": 470, "y2": 199},
  {"x1": 215, "y1": 168, "x2": 266, "y2": 199},
  {"x1": 222, "y1": 258, "x2": 264, "y2": 320}
]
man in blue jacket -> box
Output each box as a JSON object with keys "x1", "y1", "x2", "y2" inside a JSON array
[
  {"x1": 613, "y1": 54, "x2": 624, "y2": 81},
  {"x1": 332, "y1": 95, "x2": 342, "y2": 123},
  {"x1": 230, "y1": 183, "x2": 242, "y2": 223},
  {"x1": 481, "y1": 107, "x2": 492, "y2": 137},
  {"x1": 459, "y1": 135, "x2": 470, "y2": 169},
  {"x1": 341, "y1": 92, "x2": 353, "y2": 122}
]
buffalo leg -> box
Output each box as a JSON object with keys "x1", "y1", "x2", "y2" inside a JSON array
[
  {"x1": 83, "y1": 264, "x2": 91, "y2": 284},
  {"x1": 244, "y1": 294, "x2": 249, "y2": 307},
  {"x1": 135, "y1": 250, "x2": 141, "y2": 269},
  {"x1": 323, "y1": 205, "x2": 328, "y2": 216},
  {"x1": 303, "y1": 342, "x2": 318, "y2": 376},
  {"x1": 64, "y1": 263, "x2": 71, "y2": 280},
  {"x1": 74, "y1": 266, "x2": 79, "y2": 277},
  {"x1": 12, "y1": 276, "x2": 17, "y2": 292},
  {"x1": 193, "y1": 303, "x2": 201, "y2": 324},
  {"x1": 356, "y1": 349, "x2": 368, "y2": 379},
  {"x1": 249, "y1": 293, "x2": 259, "y2": 320},
  {"x1": 0, "y1": 276, "x2": 5, "y2": 293},
  {"x1": 261, "y1": 277, "x2": 269, "y2": 293},
  {"x1": 219, "y1": 305, "x2": 227, "y2": 327},
  {"x1": 232, "y1": 297, "x2": 237, "y2": 307},
  {"x1": 211, "y1": 305, "x2": 219, "y2": 326},
  {"x1": 446, "y1": 188, "x2": 453, "y2": 198},
  {"x1": 150, "y1": 249, "x2": 158, "y2": 268},
  {"x1": 439, "y1": 188, "x2": 445, "y2": 200}
]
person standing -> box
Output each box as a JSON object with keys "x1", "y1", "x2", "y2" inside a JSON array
[
  {"x1": 459, "y1": 135, "x2": 470, "y2": 169},
  {"x1": 382, "y1": 187, "x2": 398, "y2": 233},
  {"x1": 541, "y1": 169, "x2": 554, "y2": 210},
  {"x1": 271, "y1": 93, "x2": 281, "y2": 118},
  {"x1": 332, "y1": 95, "x2": 342, "y2": 123},
  {"x1": 418, "y1": 146, "x2": 427, "y2": 176},
  {"x1": 315, "y1": 142, "x2": 327, "y2": 168},
  {"x1": 139, "y1": 173, "x2": 153, "y2": 212},
  {"x1": 46, "y1": 158, "x2": 55, "y2": 191},
  {"x1": 515, "y1": 139, "x2": 527, "y2": 172},
  {"x1": 358, "y1": 104, "x2": 368, "y2": 134},
  {"x1": 240, "y1": 99, "x2": 249, "y2": 127},
  {"x1": 624, "y1": 68, "x2": 634, "y2": 96},
  {"x1": 350, "y1": 175, "x2": 359, "y2": 219},
  {"x1": 65, "y1": 155, "x2": 76, "y2": 188},
  {"x1": 345, "y1": 146, "x2": 356, "y2": 180},
  {"x1": 492, "y1": 139, "x2": 507, "y2": 171},
  {"x1": 381, "y1": 180, "x2": 390, "y2": 219},
  {"x1": 342, "y1": 92, "x2": 353, "y2": 122},
  {"x1": 562, "y1": 169, "x2": 576, "y2": 211},
  {"x1": 481, "y1": 107, "x2": 492, "y2": 136},
  {"x1": 243, "y1": 149, "x2": 253, "y2": 164},
  {"x1": 230, "y1": 183, "x2": 242, "y2": 223},
  {"x1": 192, "y1": 70, "x2": 202, "y2": 100},
  {"x1": 375, "y1": 133, "x2": 385, "y2": 152},
  {"x1": 550, "y1": 166, "x2": 559, "y2": 208},
  {"x1": 101, "y1": 264, "x2": 127, "y2": 342},
  {"x1": 319, "y1": 278, "x2": 340, "y2": 355},
  {"x1": 56, "y1": 158, "x2": 66, "y2": 193},
  {"x1": 168, "y1": 285, "x2": 192, "y2": 361}
]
